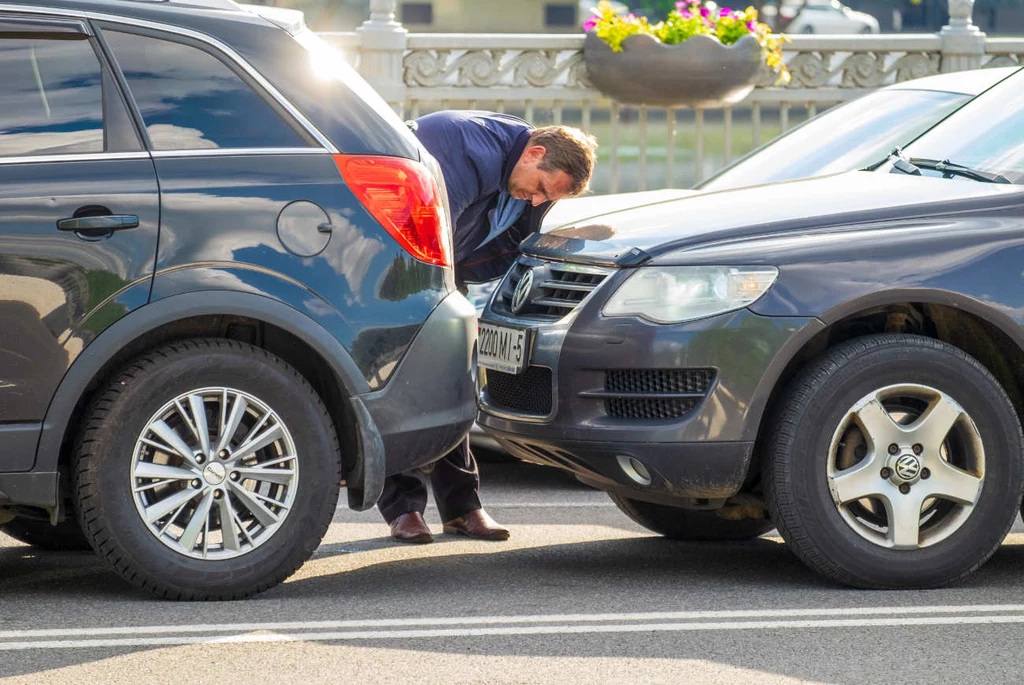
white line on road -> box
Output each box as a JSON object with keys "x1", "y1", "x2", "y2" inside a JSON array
[
  {"x1": 5, "y1": 613, "x2": 1024, "y2": 651},
  {"x1": 336, "y1": 502, "x2": 613, "y2": 510},
  {"x1": 3, "y1": 604, "x2": 1024, "y2": 643}
]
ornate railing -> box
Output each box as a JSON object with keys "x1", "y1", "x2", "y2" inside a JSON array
[{"x1": 322, "y1": 0, "x2": 1018, "y2": 193}]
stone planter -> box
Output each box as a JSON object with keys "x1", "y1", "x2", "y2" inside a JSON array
[{"x1": 583, "y1": 31, "x2": 764, "y2": 108}]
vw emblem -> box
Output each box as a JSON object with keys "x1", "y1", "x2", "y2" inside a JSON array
[
  {"x1": 894, "y1": 454, "x2": 921, "y2": 481},
  {"x1": 511, "y1": 269, "x2": 535, "y2": 314}
]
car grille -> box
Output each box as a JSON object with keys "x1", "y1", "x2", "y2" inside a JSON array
[
  {"x1": 484, "y1": 366, "x2": 553, "y2": 415},
  {"x1": 492, "y1": 256, "x2": 611, "y2": 320},
  {"x1": 601, "y1": 369, "x2": 716, "y2": 420}
]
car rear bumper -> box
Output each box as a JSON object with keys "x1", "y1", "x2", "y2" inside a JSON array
[{"x1": 358, "y1": 291, "x2": 478, "y2": 479}]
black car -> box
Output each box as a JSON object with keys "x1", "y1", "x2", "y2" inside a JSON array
[
  {"x1": 477, "y1": 66, "x2": 1024, "y2": 589},
  {"x1": 0, "y1": 0, "x2": 475, "y2": 599}
]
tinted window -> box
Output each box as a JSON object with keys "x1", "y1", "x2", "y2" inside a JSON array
[
  {"x1": 699, "y1": 89, "x2": 969, "y2": 192},
  {"x1": 103, "y1": 30, "x2": 309, "y2": 150},
  {"x1": 0, "y1": 37, "x2": 105, "y2": 157},
  {"x1": 401, "y1": 3, "x2": 433, "y2": 24},
  {"x1": 903, "y1": 72, "x2": 1024, "y2": 184},
  {"x1": 545, "y1": 4, "x2": 577, "y2": 26}
]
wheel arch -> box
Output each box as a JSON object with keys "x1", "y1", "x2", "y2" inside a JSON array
[
  {"x1": 36, "y1": 291, "x2": 371, "y2": 485},
  {"x1": 748, "y1": 289, "x2": 1024, "y2": 479}
]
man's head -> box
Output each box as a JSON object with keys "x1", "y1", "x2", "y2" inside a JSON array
[{"x1": 507, "y1": 126, "x2": 598, "y2": 207}]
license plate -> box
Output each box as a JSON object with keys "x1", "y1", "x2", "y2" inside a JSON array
[{"x1": 478, "y1": 322, "x2": 532, "y2": 374}]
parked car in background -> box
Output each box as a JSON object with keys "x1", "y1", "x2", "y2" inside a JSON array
[
  {"x1": 0, "y1": 0, "x2": 474, "y2": 599},
  {"x1": 774, "y1": 0, "x2": 880, "y2": 33},
  {"x1": 477, "y1": 65, "x2": 1024, "y2": 589}
]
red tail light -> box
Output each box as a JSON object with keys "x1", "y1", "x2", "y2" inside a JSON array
[{"x1": 333, "y1": 154, "x2": 452, "y2": 268}]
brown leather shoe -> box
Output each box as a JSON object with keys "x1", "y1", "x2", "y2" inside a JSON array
[
  {"x1": 389, "y1": 512, "x2": 434, "y2": 544},
  {"x1": 443, "y1": 508, "x2": 510, "y2": 541}
]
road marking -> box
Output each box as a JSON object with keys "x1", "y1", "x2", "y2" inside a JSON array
[
  {"x1": 336, "y1": 501, "x2": 613, "y2": 511},
  {"x1": 473, "y1": 502, "x2": 613, "y2": 508},
  {"x1": 2, "y1": 604, "x2": 1024, "y2": 648},
  {"x1": 4, "y1": 613, "x2": 1024, "y2": 651}
]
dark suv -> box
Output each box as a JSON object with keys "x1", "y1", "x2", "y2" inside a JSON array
[
  {"x1": 0, "y1": 0, "x2": 475, "y2": 599},
  {"x1": 478, "y1": 67, "x2": 1024, "y2": 590}
]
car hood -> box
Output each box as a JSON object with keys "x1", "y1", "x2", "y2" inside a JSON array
[
  {"x1": 521, "y1": 171, "x2": 1024, "y2": 266},
  {"x1": 541, "y1": 189, "x2": 695, "y2": 231}
]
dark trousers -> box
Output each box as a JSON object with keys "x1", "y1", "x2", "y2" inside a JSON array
[{"x1": 377, "y1": 436, "x2": 481, "y2": 524}]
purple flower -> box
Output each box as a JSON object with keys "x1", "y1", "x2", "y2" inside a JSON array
[
  {"x1": 719, "y1": 7, "x2": 733, "y2": 16},
  {"x1": 746, "y1": 20, "x2": 757, "y2": 31},
  {"x1": 583, "y1": 16, "x2": 598, "y2": 31},
  {"x1": 680, "y1": 9, "x2": 693, "y2": 18},
  {"x1": 700, "y1": 7, "x2": 711, "y2": 17}
]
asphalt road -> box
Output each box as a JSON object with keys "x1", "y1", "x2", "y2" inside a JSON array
[{"x1": 2, "y1": 459, "x2": 1024, "y2": 684}]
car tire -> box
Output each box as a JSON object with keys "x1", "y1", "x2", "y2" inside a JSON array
[
  {"x1": 765, "y1": 334, "x2": 1023, "y2": 589},
  {"x1": 0, "y1": 516, "x2": 91, "y2": 551},
  {"x1": 73, "y1": 339, "x2": 342, "y2": 600},
  {"x1": 609, "y1": 493, "x2": 775, "y2": 541}
]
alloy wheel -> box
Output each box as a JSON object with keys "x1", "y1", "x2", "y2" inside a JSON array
[
  {"x1": 130, "y1": 387, "x2": 299, "y2": 560},
  {"x1": 826, "y1": 383, "x2": 984, "y2": 550}
]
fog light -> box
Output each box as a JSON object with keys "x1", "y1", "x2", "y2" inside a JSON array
[{"x1": 617, "y1": 455, "x2": 652, "y2": 486}]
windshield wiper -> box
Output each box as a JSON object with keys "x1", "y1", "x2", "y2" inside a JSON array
[{"x1": 907, "y1": 157, "x2": 1012, "y2": 184}]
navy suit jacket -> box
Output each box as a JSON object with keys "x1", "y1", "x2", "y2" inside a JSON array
[{"x1": 413, "y1": 111, "x2": 552, "y2": 283}]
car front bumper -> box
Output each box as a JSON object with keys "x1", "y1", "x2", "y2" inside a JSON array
[{"x1": 477, "y1": 302, "x2": 820, "y2": 502}]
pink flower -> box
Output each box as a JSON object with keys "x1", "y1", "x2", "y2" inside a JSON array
[
  {"x1": 700, "y1": 7, "x2": 711, "y2": 17},
  {"x1": 719, "y1": 7, "x2": 732, "y2": 16},
  {"x1": 681, "y1": 9, "x2": 692, "y2": 18},
  {"x1": 583, "y1": 16, "x2": 598, "y2": 31},
  {"x1": 746, "y1": 20, "x2": 757, "y2": 31},
  {"x1": 675, "y1": 1, "x2": 688, "y2": 10}
]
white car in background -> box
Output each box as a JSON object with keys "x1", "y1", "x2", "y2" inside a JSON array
[{"x1": 777, "y1": 0, "x2": 879, "y2": 34}]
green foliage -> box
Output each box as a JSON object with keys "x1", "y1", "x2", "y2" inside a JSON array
[{"x1": 586, "y1": 0, "x2": 790, "y2": 84}]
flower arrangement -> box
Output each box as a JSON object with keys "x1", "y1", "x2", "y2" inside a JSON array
[{"x1": 584, "y1": 0, "x2": 789, "y2": 84}]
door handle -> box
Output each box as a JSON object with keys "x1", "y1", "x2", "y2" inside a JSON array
[{"x1": 57, "y1": 214, "x2": 139, "y2": 235}]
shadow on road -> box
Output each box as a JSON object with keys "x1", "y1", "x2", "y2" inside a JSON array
[{"x1": 0, "y1": 534, "x2": 1023, "y2": 680}]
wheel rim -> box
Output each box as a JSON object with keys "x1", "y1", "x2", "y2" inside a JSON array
[
  {"x1": 131, "y1": 387, "x2": 299, "y2": 560},
  {"x1": 826, "y1": 383, "x2": 984, "y2": 550}
]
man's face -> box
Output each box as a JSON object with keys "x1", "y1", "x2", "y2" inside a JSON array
[{"x1": 507, "y1": 145, "x2": 574, "y2": 207}]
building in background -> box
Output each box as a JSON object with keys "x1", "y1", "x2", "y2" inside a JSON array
[
  {"x1": 274, "y1": 0, "x2": 1024, "y2": 34},
  {"x1": 397, "y1": 0, "x2": 586, "y2": 32}
]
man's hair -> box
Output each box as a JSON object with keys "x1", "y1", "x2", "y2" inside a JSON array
[{"x1": 530, "y1": 126, "x2": 598, "y2": 197}]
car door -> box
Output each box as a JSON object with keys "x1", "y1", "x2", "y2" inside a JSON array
[
  {"x1": 0, "y1": 14, "x2": 159, "y2": 470},
  {"x1": 93, "y1": 25, "x2": 348, "y2": 306}
]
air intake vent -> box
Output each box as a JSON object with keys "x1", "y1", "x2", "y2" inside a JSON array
[
  {"x1": 485, "y1": 366, "x2": 553, "y2": 415},
  {"x1": 599, "y1": 369, "x2": 716, "y2": 421}
]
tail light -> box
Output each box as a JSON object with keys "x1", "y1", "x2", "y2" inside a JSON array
[{"x1": 333, "y1": 154, "x2": 453, "y2": 268}]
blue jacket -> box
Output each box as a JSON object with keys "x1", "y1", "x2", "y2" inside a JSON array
[{"x1": 413, "y1": 111, "x2": 552, "y2": 283}]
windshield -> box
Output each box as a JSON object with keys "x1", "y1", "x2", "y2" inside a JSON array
[
  {"x1": 902, "y1": 75, "x2": 1024, "y2": 185},
  {"x1": 699, "y1": 89, "x2": 969, "y2": 192}
]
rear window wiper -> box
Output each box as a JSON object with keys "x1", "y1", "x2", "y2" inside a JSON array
[{"x1": 906, "y1": 157, "x2": 1012, "y2": 184}]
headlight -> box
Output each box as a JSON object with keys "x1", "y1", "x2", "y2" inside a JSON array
[{"x1": 603, "y1": 266, "x2": 779, "y2": 324}]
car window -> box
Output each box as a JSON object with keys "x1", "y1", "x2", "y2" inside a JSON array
[
  {"x1": 103, "y1": 30, "x2": 310, "y2": 151},
  {"x1": 0, "y1": 36, "x2": 106, "y2": 157},
  {"x1": 698, "y1": 89, "x2": 970, "y2": 192},
  {"x1": 903, "y1": 74, "x2": 1024, "y2": 184}
]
